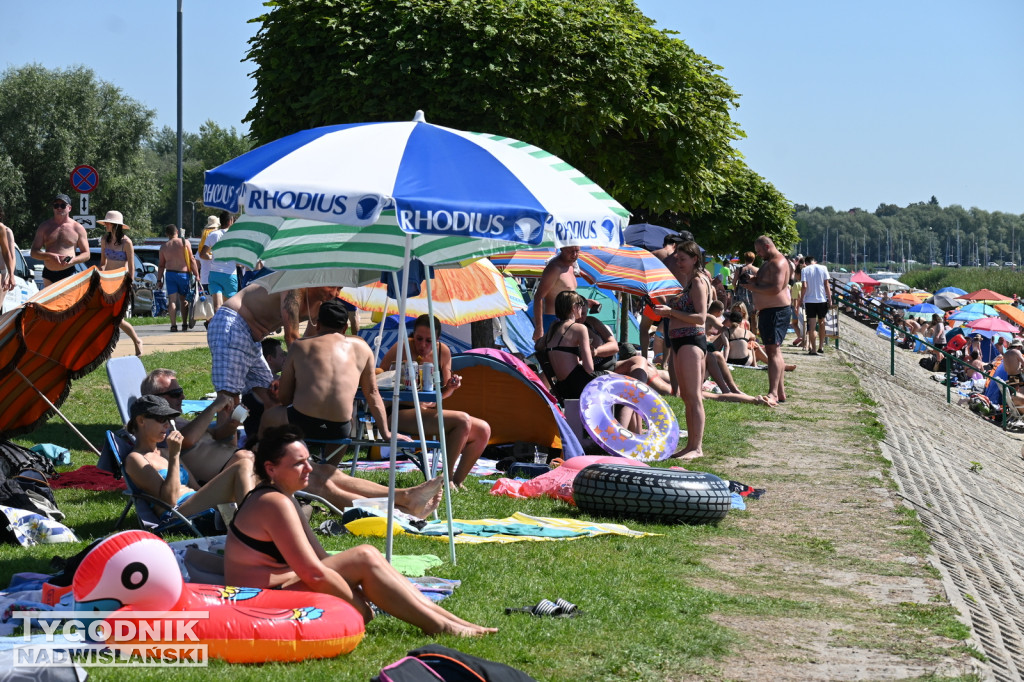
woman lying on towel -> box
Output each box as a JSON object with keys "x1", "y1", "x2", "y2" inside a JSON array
[
  {"x1": 224, "y1": 424, "x2": 497, "y2": 637},
  {"x1": 124, "y1": 395, "x2": 255, "y2": 519}
]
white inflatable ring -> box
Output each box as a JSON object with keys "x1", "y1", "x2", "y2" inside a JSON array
[{"x1": 579, "y1": 375, "x2": 679, "y2": 461}]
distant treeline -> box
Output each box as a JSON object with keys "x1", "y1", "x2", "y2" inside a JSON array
[{"x1": 794, "y1": 197, "x2": 1024, "y2": 268}]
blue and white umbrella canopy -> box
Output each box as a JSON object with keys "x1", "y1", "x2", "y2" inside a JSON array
[
  {"x1": 906, "y1": 303, "x2": 944, "y2": 318},
  {"x1": 205, "y1": 111, "x2": 626, "y2": 248}
]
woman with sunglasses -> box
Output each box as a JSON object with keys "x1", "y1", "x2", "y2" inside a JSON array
[
  {"x1": 124, "y1": 395, "x2": 255, "y2": 520},
  {"x1": 98, "y1": 210, "x2": 144, "y2": 356}
]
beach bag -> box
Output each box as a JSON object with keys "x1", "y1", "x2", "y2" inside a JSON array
[
  {"x1": 374, "y1": 657, "x2": 445, "y2": 682},
  {"x1": 407, "y1": 644, "x2": 537, "y2": 682},
  {"x1": 825, "y1": 309, "x2": 839, "y2": 337},
  {"x1": 193, "y1": 293, "x2": 215, "y2": 320}
]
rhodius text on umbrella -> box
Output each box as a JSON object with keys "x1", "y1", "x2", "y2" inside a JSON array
[{"x1": 203, "y1": 183, "x2": 238, "y2": 209}]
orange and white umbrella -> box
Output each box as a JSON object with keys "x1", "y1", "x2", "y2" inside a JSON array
[
  {"x1": 337, "y1": 259, "x2": 514, "y2": 326},
  {"x1": 0, "y1": 266, "x2": 131, "y2": 450}
]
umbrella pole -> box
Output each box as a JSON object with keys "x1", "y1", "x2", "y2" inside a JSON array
[
  {"x1": 425, "y1": 274, "x2": 456, "y2": 565},
  {"x1": 385, "y1": 237, "x2": 413, "y2": 563},
  {"x1": 14, "y1": 369, "x2": 102, "y2": 457},
  {"x1": 372, "y1": 305, "x2": 387, "y2": 364},
  {"x1": 399, "y1": 325, "x2": 437, "y2": 512}
]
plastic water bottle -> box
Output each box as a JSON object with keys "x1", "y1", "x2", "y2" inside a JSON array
[{"x1": 533, "y1": 446, "x2": 546, "y2": 465}]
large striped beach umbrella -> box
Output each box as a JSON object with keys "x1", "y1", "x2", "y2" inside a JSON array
[
  {"x1": 205, "y1": 112, "x2": 629, "y2": 564},
  {"x1": 0, "y1": 266, "x2": 131, "y2": 449},
  {"x1": 204, "y1": 111, "x2": 626, "y2": 249},
  {"x1": 576, "y1": 245, "x2": 683, "y2": 298},
  {"x1": 488, "y1": 248, "x2": 558, "y2": 277}
]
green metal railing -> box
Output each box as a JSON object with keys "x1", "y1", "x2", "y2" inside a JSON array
[{"x1": 830, "y1": 279, "x2": 1015, "y2": 429}]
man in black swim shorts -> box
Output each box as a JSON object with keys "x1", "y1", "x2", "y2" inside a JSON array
[
  {"x1": 145, "y1": 364, "x2": 444, "y2": 518},
  {"x1": 31, "y1": 194, "x2": 89, "y2": 286},
  {"x1": 286, "y1": 405, "x2": 351, "y2": 441},
  {"x1": 739, "y1": 235, "x2": 793, "y2": 403}
]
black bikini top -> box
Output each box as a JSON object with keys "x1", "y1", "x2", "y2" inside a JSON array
[
  {"x1": 229, "y1": 484, "x2": 287, "y2": 564},
  {"x1": 549, "y1": 324, "x2": 582, "y2": 357}
]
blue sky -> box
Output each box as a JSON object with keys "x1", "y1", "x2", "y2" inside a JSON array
[{"x1": 1, "y1": 1, "x2": 1021, "y2": 214}]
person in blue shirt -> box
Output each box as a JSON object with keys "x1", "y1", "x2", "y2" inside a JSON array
[{"x1": 984, "y1": 346, "x2": 1024, "y2": 407}]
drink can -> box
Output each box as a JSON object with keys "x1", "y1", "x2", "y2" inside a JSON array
[{"x1": 420, "y1": 363, "x2": 434, "y2": 390}]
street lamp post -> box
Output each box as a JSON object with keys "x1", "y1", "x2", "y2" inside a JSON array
[{"x1": 185, "y1": 201, "x2": 197, "y2": 239}]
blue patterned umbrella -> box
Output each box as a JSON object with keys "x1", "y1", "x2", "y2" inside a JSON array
[{"x1": 906, "y1": 303, "x2": 943, "y2": 318}]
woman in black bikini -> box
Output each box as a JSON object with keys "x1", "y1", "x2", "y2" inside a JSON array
[
  {"x1": 543, "y1": 290, "x2": 597, "y2": 401},
  {"x1": 224, "y1": 425, "x2": 497, "y2": 638},
  {"x1": 654, "y1": 240, "x2": 710, "y2": 460},
  {"x1": 715, "y1": 311, "x2": 756, "y2": 366}
]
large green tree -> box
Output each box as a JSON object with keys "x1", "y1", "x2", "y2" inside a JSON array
[
  {"x1": 687, "y1": 160, "x2": 797, "y2": 254},
  {"x1": 0, "y1": 64, "x2": 157, "y2": 244},
  {"x1": 246, "y1": 0, "x2": 746, "y2": 218},
  {"x1": 145, "y1": 121, "x2": 252, "y2": 236}
]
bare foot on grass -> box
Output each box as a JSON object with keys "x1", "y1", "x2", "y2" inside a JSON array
[{"x1": 397, "y1": 476, "x2": 444, "y2": 518}]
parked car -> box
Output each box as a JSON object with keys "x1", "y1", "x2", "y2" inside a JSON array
[
  {"x1": 19, "y1": 249, "x2": 45, "y2": 289},
  {"x1": 945, "y1": 261, "x2": 960, "y2": 268},
  {"x1": 2, "y1": 248, "x2": 40, "y2": 314},
  {"x1": 134, "y1": 244, "x2": 163, "y2": 271},
  {"x1": 1004, "y1": 261, "x2": 1016, "y2": 268},
  {"x1": 987, "y1": 261, "x2": 1000, "y2": 267}
]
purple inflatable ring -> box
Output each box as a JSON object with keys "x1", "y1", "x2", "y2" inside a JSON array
[{"x1": 579, "y1": 375, "x2": 679, "y2": 461}]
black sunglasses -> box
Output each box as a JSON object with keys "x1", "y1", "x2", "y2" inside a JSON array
[
  {"x1": 157, "y1": 388, "x2": 185, "y2": 399},
  {"x1": 53, "y1": 202, "x2": 69, "y2": 209},
  {"x1": 146, "y1": 414, "x2": 173, "y2": 424}
]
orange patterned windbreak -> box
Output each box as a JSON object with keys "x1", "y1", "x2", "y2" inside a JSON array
[{"x1": 0, "y1": 266, "x2": 130, "y2": 437}]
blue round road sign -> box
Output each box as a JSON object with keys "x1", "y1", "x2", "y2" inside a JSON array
[{"x1": 70, "y1": 165, "x2": 99, "y2": 194}]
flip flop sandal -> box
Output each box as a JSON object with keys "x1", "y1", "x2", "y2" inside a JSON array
[
  {"x1": 505, "y1": 599, "x2": 560, "y2": 617},
  {"x1": 554, "y1": 598, "x2": 582, "y2": 617}
]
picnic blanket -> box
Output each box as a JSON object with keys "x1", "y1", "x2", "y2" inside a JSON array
[
  {"x1": 48, "y1": 465, "x2": 125, "y2": 491},
  {"x1": 347, "y1": 511, "x2": 656, "y2": 544}
]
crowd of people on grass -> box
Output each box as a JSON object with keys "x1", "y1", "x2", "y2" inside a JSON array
[{"x1": 14, "y1": 193, "x2": 842, "y2": 637}]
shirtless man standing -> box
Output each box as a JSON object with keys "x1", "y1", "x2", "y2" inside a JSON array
[
  {"x1": 739, "y1": 235, "x2": 792, "y2": 403},
  {"x1": 157, "y1": 224, "x2": 199, "y2": 332},
  {"x1": 533, "y1": 246, "x2": 582, "y2": 340},
  {"x1": 208, "y1": 282, "x2": 339, "y2": 409},
  {"x1": 31, "y1": 194, "x2": 89, "y2": 286}
]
